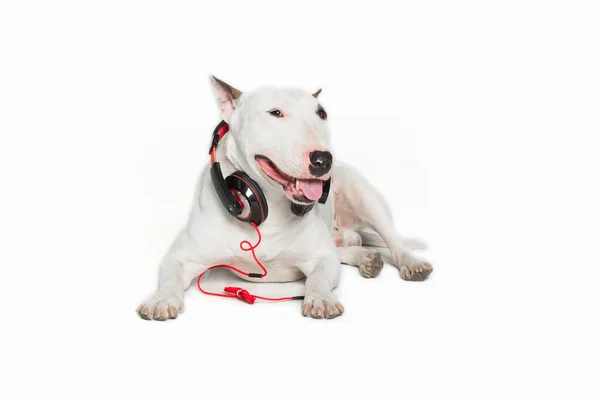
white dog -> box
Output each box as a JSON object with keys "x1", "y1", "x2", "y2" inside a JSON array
[{"x1": 137, "y1": 77, "x2": 433, "y2": 320}]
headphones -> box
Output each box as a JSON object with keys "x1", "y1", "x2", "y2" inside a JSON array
[{"x1": 209, "y1": 120, "x2": 331, "y2": 226}]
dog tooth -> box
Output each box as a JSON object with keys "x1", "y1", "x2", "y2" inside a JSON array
[{"x1": 296, "y1": 179, "x2": 300, "y2": 191}]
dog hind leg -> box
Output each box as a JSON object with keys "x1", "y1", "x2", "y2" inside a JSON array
[
  {"x1": 333, "y1": 227, "x2": 362, "y2": 247},
  {"x1": 358, "y1": 230, "x2": 427, "y2": 250},
  {"x1": 338, "y1": 246, "x2": 384, "y2": 278},
  {"x1": 333, "y1": 164, "x2": 433, "y2": 281}
]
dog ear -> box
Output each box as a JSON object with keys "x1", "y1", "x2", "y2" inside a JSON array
[
  {"x1": 211, "y1": 76, "x2": 243, "y2": 121},
  {"x1": 312, "y1": 88, "x2": 322, "y2": 98}
]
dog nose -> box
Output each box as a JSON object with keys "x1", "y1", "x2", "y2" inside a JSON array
[{"x1": 309, "y1": 150, "x2": 333, "y2": 177}]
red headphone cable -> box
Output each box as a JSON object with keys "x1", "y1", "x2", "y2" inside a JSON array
[{"x1": 196, "y1": 222, "x2": 304, "y2": 304}]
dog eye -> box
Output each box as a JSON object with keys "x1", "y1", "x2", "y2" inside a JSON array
[
  {"x1": 317, "y1": 107, "x2": 327, "y2": 120},
  {"x1": 269, "y1": 109, "x2": 283, "y2": 118}
]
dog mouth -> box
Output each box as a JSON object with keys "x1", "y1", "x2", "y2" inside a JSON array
[{"x1": 255, "y1": 155, "x2": 325, "y2": 204}]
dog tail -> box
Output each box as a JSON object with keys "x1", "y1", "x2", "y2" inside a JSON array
[{"x1": 358, "y1": 230, "x2": 427, "y2": 250}]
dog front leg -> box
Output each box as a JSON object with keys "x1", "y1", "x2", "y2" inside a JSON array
[
  {"x1": 137, "y1": 230, "x2": 207, "y2": 321},
  {"x1": 298, "y1": 255, "x2": 344, "y2": 319}
]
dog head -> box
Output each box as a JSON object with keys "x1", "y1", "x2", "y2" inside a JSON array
[{"x1": 211, "y1": 76, "x2": 332, "y2": 205}]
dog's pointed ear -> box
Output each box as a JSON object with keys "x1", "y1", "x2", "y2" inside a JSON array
[
  {"x1": 211, "y1": 76, "x2": 243, "y2": 121},
  {"x1": 312, "y1": 88, "x2": 322, "y2": 98}
]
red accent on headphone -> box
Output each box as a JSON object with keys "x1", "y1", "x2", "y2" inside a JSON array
[
  {"x1": 231, "y1": 189, "x2": 245, "y2": 211},
  {"x1": 210, "y1": 123, "x2": 229, "y2": 164}
]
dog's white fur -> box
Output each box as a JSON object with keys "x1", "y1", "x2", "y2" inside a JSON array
[{"x1": 137, "y1": 78, "x2": 432, "y2": 321}]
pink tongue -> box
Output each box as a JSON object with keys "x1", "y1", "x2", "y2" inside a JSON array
[{"x1": 298, "y1": 179, "x2": 323, "y2": 201}]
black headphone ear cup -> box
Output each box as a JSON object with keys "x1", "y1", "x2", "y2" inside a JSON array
[
  {"x1": 318, "y1": 177, "x2": 332, "y2": 204},
  {"x1": 225, "y1": 171, "x2": 269, "y2": 225}
]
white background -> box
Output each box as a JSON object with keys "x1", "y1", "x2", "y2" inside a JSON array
[{"x1": 1, "y1": 1, "x2": 599, "y2": 399}]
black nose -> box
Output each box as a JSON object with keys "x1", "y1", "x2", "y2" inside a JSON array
[{"x1": 309, "y1": 150, "x2": 333, "y2": 177}]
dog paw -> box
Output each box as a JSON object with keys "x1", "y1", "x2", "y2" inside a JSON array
[
  {"x1": 400, "y1": 258, "x2": 433, "y2": 281},
  {"x1": 301, "y1": 293, "x2": 344, "y2": 319},
  {"x1": 136, "y1": 292, "x2": 184, "y2": 321},
  {"x1": 359, "y1": 250, "x2": 384, "y2": 278}
]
